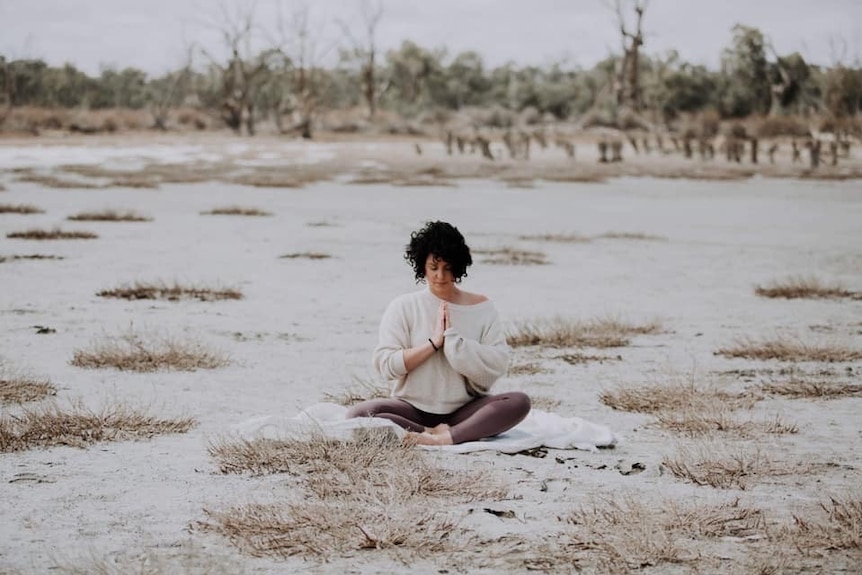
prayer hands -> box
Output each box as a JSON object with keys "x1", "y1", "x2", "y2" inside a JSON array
[{"x1": 431, "y1": 301, "x2": 448, "y2": 349}]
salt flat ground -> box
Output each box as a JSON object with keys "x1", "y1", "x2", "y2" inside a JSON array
[{"x1": 0, "y1": 137, "x2": 860, "y2": 573}]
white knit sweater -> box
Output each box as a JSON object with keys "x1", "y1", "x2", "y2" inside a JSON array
[{"x1": 372, "y1": 287, "x2": 510, "y2": 414}]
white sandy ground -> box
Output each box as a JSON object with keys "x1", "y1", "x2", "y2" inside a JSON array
[{"x1": 0, "y1": 136, "x2": 860, "y2": 573}]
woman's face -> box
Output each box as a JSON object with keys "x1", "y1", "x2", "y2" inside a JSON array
[{"x1": 425, "y1": 254, "x2": 454, "y2": 288}]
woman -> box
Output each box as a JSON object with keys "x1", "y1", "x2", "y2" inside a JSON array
[{"x1": 347, "y1": 220, "x2": 531, "y2": 445}]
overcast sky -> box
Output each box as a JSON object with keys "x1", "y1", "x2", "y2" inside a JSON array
[{"x1": 2, "y1": 0, "x2": 860, "y2": 76}]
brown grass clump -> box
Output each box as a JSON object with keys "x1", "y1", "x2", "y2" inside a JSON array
[
  {"x1": 662, "y1": 444, "x2": 807, "y2": 489},
  {"x1": 0, "y1": 254, "x2": 64, "y2": 263},
  {"x1": 71, "y1": 330, "x2": 229, "y2": 372},
  {"x1": 564, "y1": 495, "x2": 765, "y2": 573},
  {"x1": 0, "y1": 401, "x2": 195, "y2": 452},
  {"x1": 474, "y1": 247, "x2": 548, "y2": 265},
  {"x1": 323, "y1": 376, "x2": 390, "y2": 406},
  {"x1": 518, "y1": 233, "x2": 591, "y2": 243},
  {"x1": 755, "y1": 275, "x2": 860, "y2": 300},
  {"x1": 7, "y1": 227, "x2": 98, "y2": 240},
  {"x1": 200, "y1": 501, "x2": 469, "y2": 559},
  {"x1": 67, "y1": 209, "x2": 152, "y2": 222},
  {"x1": 716, "y1": 335, "x2": 862, "y2": 362},
  {"x1": 508, "y1": 361, "x2": 551, "y2": 376},
  {"x1": 760, "y1": 378, "x2": 862, "y2": 399},
  {"x1": 0, "y1": 203, "x2": 44, "y2": 214},
  {"x1": 508, "y1": 316, "x2": 661, "y2": 348},
  {"x1": 595, "y1": 232, "x2": 665, "y2": 241},
  {"x1": 784, "y1": 494, "x2": 862, "y2": 554},
  {"x1": 526, "y1": 395, "x2": 561, "y2": 412},
  {"x1": 0, "y1": 372, "x2": 56, "y2": 404},
  {"x1": 600, "y1": 379, "x2": 755, "y2": 414},
  {"x1": 203, "y1": 431, "x2": 506, "y2": 559},
  {"x1": 279, "y1": 252, "x2": 331, "y2": 260},
  {"x1": 200, "y1": 206, "x2": 273, "y2": 217},
  {"x1": 15, "y1": 172, "x2": 103, "y2": 189},
  {"x1": 96, "y1": 281, "x2": 242, "y2": 302}
]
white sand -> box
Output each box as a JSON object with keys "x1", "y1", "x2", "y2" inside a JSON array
[{"x1": 0, "y1": 137, "x2": 860, "y2": 573}]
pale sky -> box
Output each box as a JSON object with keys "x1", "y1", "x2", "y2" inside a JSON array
[{"x1": 1, "y1": 0, "x2": 860, "y2": 76}]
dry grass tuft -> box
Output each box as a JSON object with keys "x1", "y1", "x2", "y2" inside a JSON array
[
  {"x1": 564, "y1": 495, "x2": 765, "y2": 572},
  {"x1": 200, "y1": 501, "x2": 469, "y2": 559},
  {"x1": 71, "y1": 330, "x2": 229, "y2": 372},
  {"x1": 7, "y1": 227, "x2": 98, "y2": 240},
  {"x1": 558, "y1": 352, "x2": 622, "y2": 365},
  {"x1": 0, "y1": 372, "x2": 57, "y2": 404},
  {"x1": 0, "y1": 401, "x2": 195, "y2": 452},
  {"x1": 204, "y1": 429, "x2": 505, "y2": 559},
  {"x1": 518, "y1": 233, "x2": 591, "y2": 243},
  {"x1": 508, "y1": 316, "x2": 661, "y2": 348},
  {"x1": 600, "y1": 379, "x2": 755, "y2": 414},
  {"x1": 508, "y1": 361, "x2": 551, "y2": 376},
  {"x1": 662, "y1": 444, "x2": 807, "y2": 489},
  {"x1": 527, "y1": 395, "x2": 561, "y2": 412},
  {"x1": 595, "y1": 232, "x2": 665, "y2": 241},
  {"x1": 0, "y1": 254, "x2": 64, "y2": 263},
  {"x1": 474, "y1": 246, "x2": 548, "y2": 265},
  {"x1": 200, "y1": 206, "x2": 273, "y2": 217},
  {"x1": 279, "y1": 252, "x2": 332, "y2": 260},
  {"x1": 15, "y1": 173, "x2": 103, "y2": 189},
  {"x1": 716, "y1": 335, "x2": 862, "y2": 362},
  {"x1": 0, "y1": 203, "x2": 44, "y2": 214},
  {"x1": 784, "y1": 494, "x2": 862, "y2": 553},
  {"x1": 760, "y1": 378, "x2": 862, "y2": 399},
  {"x1": 323, "y1": 376, "x2": 390, "y2": 406},
  {"x1": 97, "y1": 281, "x2": 242, "y2": 302},
  {"x1": 755, "y1": 275, "x2": 860, "y2": 300},
  {"x1": 67, "y1": 209, "x2": 152, "y2": 222}
]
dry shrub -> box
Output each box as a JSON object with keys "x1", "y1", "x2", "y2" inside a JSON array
[
  {"x1": 71, "y1": 330, "x2": 229, "y2": 372},
  {"x1": 474, "y1": 247, "x2": 548, "y2": 265},
  {"x1": 526, "y1": 395, "x2": 561, "y2": 412},
  {"x1": 200, "y1": 206, "x2": 273, "y2": 217},
  {"x1": 716, "y1": 335, "x2": 862, "y2": 362},
  {"x1": 662, "y1": 444, "x2": 807, "y2": 490},
  {"x1": 508, "y1": 316, "x2": 661, "y2": 348},
  {"x1": 323, "y1": 376, "x2": 390, "y2": 406},
  {"x1": 518, "y1": 233, "x2": 590, "y2": 243},
  {"x1": 558, "y1": 352, "x2": 622, "y2": 365},
  {"x1": 0, "y1": 401, "x2": 195, "y2": 452},
  {"x1": 761, "y1": 378, "x2": 862, "y2": 399},
  {"x1": 97, "y1": 281, "x2": 242, "y2": 302},
  {"x1": 68, "y1": 209, "x2": 152, "y2": 222},
  {"x1": 0, "y1": 203, "x2": 44, "y2": 214},
  {"x1": 279, "y1": 252, "x2": 331, "y2": 260},
  {"x1": 7, "y1": 227, "x2": 98, "y2": 240},
  {"x1": 0, "y1": 372, "x2": 56, "y2": 404},
  {"x1": 656, "y1": 408, "x2": 797, "y2": 437},
  {"x1": 753, "y1": 115, "x2": 811, "y2": 138},
  {"x1": 755, "y1": 276, "x2": 859, "y2": 300},
  {"x1": 564, "y1": 495, "x2": 765, "y2": 573},
  {"x1": 200, "y1": 501, "x2": 468, "y2": 559}
]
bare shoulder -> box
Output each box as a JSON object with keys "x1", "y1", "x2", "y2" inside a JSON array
[{"x1": 458, "y1": 290, "x2": 489, "y2": 305}]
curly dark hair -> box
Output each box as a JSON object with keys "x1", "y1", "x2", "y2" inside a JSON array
[{"x1": 404, "y1": 221, "x2": 472, "y2": 283}]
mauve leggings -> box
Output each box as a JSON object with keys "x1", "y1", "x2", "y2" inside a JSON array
[{"x1": 346, "y1": 392, "x2": 531, "y2": 444}]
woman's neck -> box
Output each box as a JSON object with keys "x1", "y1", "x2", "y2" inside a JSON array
[{"x1": 429, "y1": 283, "x2": 459, "y2": 302}]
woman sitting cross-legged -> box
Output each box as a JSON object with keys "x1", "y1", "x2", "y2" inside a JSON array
[{"x1": 347, "y1": 220, "x2": 531, "y2": 446}]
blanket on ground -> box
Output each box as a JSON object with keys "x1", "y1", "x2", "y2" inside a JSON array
[{"x1": 231, "y1": 403, "x2": 618, "y2": 453}]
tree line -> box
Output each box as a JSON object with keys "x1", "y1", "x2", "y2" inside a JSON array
[{"x1": 1, "y1": 4, "x2": 860, "y2": 138}]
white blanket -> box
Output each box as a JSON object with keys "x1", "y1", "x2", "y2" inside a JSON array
[{"x1": 231, "y1": 403, "x2": 618, "y2": 454}]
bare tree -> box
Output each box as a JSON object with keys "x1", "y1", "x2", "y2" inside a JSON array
[
  {"x1": 607, "y1": 0, "x2": 648, "y2": 111},
  {"x1": 149, "y1": 46, "x2": 195, "y2": 131},
  {"x1": 200, "y1": 2, "x2": 275, "y2": 135},
  {"x1": 338, "y1": 0, "x2": 388, "y2": 119}
]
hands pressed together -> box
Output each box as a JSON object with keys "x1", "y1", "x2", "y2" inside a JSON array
[{"x1": 430, "y1": 301, "x2": 449, "y2": 350}]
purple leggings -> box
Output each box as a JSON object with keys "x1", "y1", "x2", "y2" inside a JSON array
[{"x1": 346, "y1": 392, "x2": 531, "y2": 444}]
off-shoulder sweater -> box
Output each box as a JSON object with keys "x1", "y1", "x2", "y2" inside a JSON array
[{"x1": 372, "y1": 287, "x2": 510, "y2": 414}]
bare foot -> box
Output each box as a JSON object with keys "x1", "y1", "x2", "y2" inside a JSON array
[
  {"x1": 428, "y1": 423, "x2": 450, "y2": 435},
  {"x1": 406, "y1": 430, "x2": 453, "y2": 446}
]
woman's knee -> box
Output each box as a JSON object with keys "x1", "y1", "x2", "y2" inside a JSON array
[
  {"x1": 346, "y1": 399, "x2": 383, "y2": 419},
  {"x1": 503, "y1": 391, "x2": 531, "y2": 416}
]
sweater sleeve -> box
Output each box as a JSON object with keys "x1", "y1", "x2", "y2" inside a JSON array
[
  {"x1": 442, "y1": 308, "x2": 510, "y2": 394},
  {"x1": 372, "y1": 298, "x2": 409, "y2": 381}
]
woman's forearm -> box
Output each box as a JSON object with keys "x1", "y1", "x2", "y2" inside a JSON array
[{"x1": 402, "y1": 339, "x2": 440, "y2": 372}]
